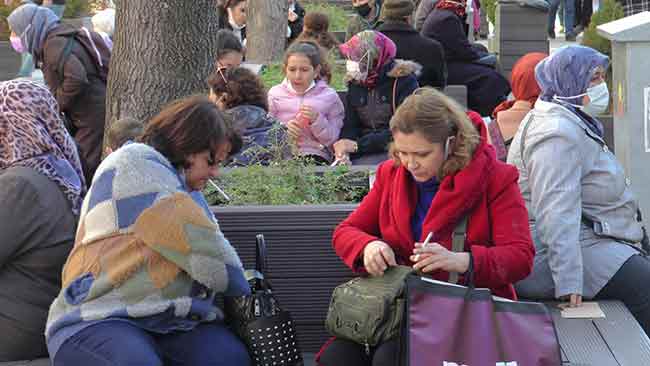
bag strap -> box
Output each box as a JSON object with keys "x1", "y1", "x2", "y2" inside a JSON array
[
  {"x1": 56, "y1": 36, "x2": 75, "y2": 93},
  {"x1": 448, "y1": 215, "x2": 469, "y2": 285},
  {"x1": 392, "y1": 77, "x2": 399, "y2": 114},
  {"x1": 255, "y1": 234, "x2": 267, "y2": 275},
  {"x1": 519, "y1": 113, "x2": 535, "y2": 166}
]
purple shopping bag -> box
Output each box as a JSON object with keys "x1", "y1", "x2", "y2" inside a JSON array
[{"x1": 402, "y1": 275, "x2": 561, "y2": 366}]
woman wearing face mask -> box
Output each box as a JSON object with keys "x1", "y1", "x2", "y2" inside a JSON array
[
  {"x1": 508, "y1": 45, "x2": 650, "y2": 335},
  {"x1": 317, "y1": 87, "x2": 534, "y2": 366},
  {"x1": 8, "y1": 4, "x2": 110, "y2": 184},
  {"x1": 218, "y1": 0, "x2": 247, "y2": 45},
  {"x1": 346, "y1": 0, "x2": 384, "y2": 41},
  {"x1": 333, "y1": 30, "x2": 419, "y2": 165}
]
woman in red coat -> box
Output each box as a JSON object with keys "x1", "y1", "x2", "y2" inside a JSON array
[{"x1": 318, "y1": 87, "x2": 535, "y2": 366}]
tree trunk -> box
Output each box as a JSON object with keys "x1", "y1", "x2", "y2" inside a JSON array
[
  {"x1": 246, "y1": 0, "x2": 288, "y2": 63},
  {"x1": 104, "y1": 0, "x2": 220, "y2": 148}
]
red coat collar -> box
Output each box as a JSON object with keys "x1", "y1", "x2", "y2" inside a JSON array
[{"x1": 390, "y1": 111, "x2": 495, "y2": 244}]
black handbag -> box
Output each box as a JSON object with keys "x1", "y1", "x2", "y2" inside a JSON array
[{"x1": 225, "y1": 234, "x2": 304, "y2": 366}]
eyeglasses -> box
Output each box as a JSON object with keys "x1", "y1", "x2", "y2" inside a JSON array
[{"x1": 217, "y1": 66, "x2": 229, "y2": 86}]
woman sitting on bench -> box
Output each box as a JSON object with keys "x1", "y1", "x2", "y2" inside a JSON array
[
  {"x1": 318, "y1": 87, "x2": 535, "y2": 365},
  {"x1": 508, "y1": 45, "x2": 650, "y2": 335},
  {"x1": 333, "y1": 30, "x2": 419, "y2": 166},
  {"x1": 45, "y1": 97, "x2": 252, "y2": 365},
  {"x1": 488, "y1": 52, "x2": 547, "y2": 161},
  {"x1": 0, "y1": 80, "x2": 84, "y2": 361}
]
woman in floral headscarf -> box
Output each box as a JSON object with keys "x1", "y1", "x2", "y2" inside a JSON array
[
  {"x1": 0, "y1": 79, "x2": 85, "y2": 361},
  {"x1": 508, "y1": 45, "x2": 650, "y2": 336},
  {"x1": 333, "y1": 30, "x2": 419, "y2": 165},
  {"x1": 488, "y1": 52, "x2": 547, "y2": 161}
]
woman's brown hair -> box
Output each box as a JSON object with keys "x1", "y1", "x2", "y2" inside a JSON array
[
  {"x1": 389, "y1": 87, "x2": 480, "y2": 179},
  {"x1": 140, "y1": 95, "x2": 239, "y2": 169},
  {"x1": 295, "y1": 12, "x2": 340, "y2": 51},
  {"x1": 207, "y1": 67, "x2": 268, "y2": 111}
]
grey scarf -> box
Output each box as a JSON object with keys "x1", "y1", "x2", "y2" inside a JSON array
[{"x1": 8, "y1": 3, "x2": 59, "y2": 58}]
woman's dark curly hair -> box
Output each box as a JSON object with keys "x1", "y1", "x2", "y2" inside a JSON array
[
  {"x1": 139, "y1": 95, "x2": 241, "y2": 169},
  {"x1": 206, "y1": 67, "x2": 268, "y2": 111}
]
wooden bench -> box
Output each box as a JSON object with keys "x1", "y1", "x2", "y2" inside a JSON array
[{"x1": 5, "y1": 202, "x2": 645, "y2": 365}]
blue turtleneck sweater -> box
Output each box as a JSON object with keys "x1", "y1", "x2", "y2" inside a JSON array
[{"x1": 411, "y1": 176, "x2": 440, "y2": 242}]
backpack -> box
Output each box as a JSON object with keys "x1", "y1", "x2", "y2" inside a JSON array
[
  {"x1": 56, "y1": 27, "x2": 111, "y2": 85},
  {"x1": 55, "y1": 27, "x2": 111, "y2": 134}
]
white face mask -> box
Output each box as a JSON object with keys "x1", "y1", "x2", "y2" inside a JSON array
[
  {"x1": 345, "y1": 51, "x2": 370, "y2": 81},
  {"x1": 553, "y1": 82, "x2": 609, "y2": 117},
  {"x1": 582, "y1": 82, "x2": 609, "y2": 116}
]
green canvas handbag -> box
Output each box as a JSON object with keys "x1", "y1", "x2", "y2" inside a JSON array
[{"x1": 325, "y1": 217, "x2": 469, "y2": 352}]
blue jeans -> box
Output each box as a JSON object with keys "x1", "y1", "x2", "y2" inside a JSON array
[
  {"x1": 52, "y1": 321, "x2": 251, "y2": 366},
  {"x1": 548, "y1": 0, "x2": 575, "y2": 35}
]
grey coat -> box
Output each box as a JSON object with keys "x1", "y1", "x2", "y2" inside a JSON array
[{"x1": 507, "y1": 100, "x2": 644, "y2": 299}]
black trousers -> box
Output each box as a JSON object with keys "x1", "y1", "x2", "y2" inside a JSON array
[
  {"x1": 574, "y1": 0, "x2": 593, "y2": 28},
  {"x1": 318, "y1": 338, "x2": 399, "y2": 366},
  {"x1": 595, "y1": 254, "x2": 650, "y2": 336}
]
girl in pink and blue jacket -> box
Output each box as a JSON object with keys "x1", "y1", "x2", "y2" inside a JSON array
[{"x1": 268, "y1": 41, "x2": 345, "y2": 164}]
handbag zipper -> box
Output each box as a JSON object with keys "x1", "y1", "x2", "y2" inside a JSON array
[{"x1": 364, "y1": 340, "x2": 370, "y2": 355}]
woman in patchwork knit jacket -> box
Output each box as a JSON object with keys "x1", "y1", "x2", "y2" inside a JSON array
[{"x1": 46, "y1": 96, "x2": 252, "y2": 365}]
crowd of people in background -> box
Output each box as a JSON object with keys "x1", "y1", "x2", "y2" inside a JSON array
[{"x1": 2, "y1": 0, "x2": 650, "y2": 364}]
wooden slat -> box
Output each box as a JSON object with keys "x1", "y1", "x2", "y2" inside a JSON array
[
  {"x1": 593, "y1": 301, "x2": 650, "y2": 365},
  {"x1": 214, "y1": 204, "x2": 354, "y2": 353},
  {"x1": 546, "y1": 304, "x2": 620, "y2": 366}
]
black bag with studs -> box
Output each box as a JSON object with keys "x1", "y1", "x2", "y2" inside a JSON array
[{"x1": 225, "y1": 234, "x2": 303, "y2": 366}]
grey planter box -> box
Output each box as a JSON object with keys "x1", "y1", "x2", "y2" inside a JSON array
[
  {"x1": 212, "y1": 204, "x2": 357, "y2": 353},
  {"x1": 0, "y1": 41, "x2": 20, "y2": 81},
  {"x1": 494, "y1": 0, "x2": 549, "y2": 78}
]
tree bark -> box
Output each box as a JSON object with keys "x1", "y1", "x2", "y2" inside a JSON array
[
  {"x1": 104, "y1": 0, "x2": 220, "y2": 148},
  {"x1": 246, "y1": 0, "x2": 288, "y2": 63}
]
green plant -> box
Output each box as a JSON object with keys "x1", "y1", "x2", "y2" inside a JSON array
[
  {"x1": 63, "y1": 0, "x2": 91, "y2": 17},
  {"x1": 483, "y1": 0, "x2": 497, "y2": 26},
  {"x1": 203, "y1": 136, "x2": 370, "y2": 206},
  {"x1": 303, "y1": 3, "x2": 350, "y2": 32},
  {"x1": 205, "y1": 161, "x2": 369, "y2": 206},
  {"x1": 0, "y1": 1, "x2": 19, "y2": 41},
  {"x1": 581, "y1": 0, "x2": 624, "y2": 56}
]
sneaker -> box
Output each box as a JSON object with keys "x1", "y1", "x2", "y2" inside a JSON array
[
  {"x1": 548, "y1": 30, "x2": 556, "y2": 39},
  {"x1": 565, "y1": 32, "x2": 577, "y2": 41}
]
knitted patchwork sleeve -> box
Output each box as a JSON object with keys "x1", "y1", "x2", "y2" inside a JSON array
[{"x1": 133, "y1": 192, "x2": 250, "y2": 297}]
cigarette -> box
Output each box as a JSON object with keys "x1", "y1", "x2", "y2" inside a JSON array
[
  {"x1": 208, "y1": 179, "x2": 230, "y2": 201},
  {"x1": 422, "y1": 232, "x2": 434, "y2": 247},
  {"x1": 414, "y1": 232, "x2": 434, "y2": 262}
]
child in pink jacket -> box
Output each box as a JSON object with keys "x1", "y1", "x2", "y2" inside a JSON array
[{"x1": 268, "y1": 41, "x2": 344, "y2": 164}]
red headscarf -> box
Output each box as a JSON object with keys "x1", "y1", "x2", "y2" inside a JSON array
[
  {"x1": 435, "y1": 0, "x2": 467, "y2": 18},
  {"x1": 491, "y1": 53, "x2": 547, "y2": 119}
]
